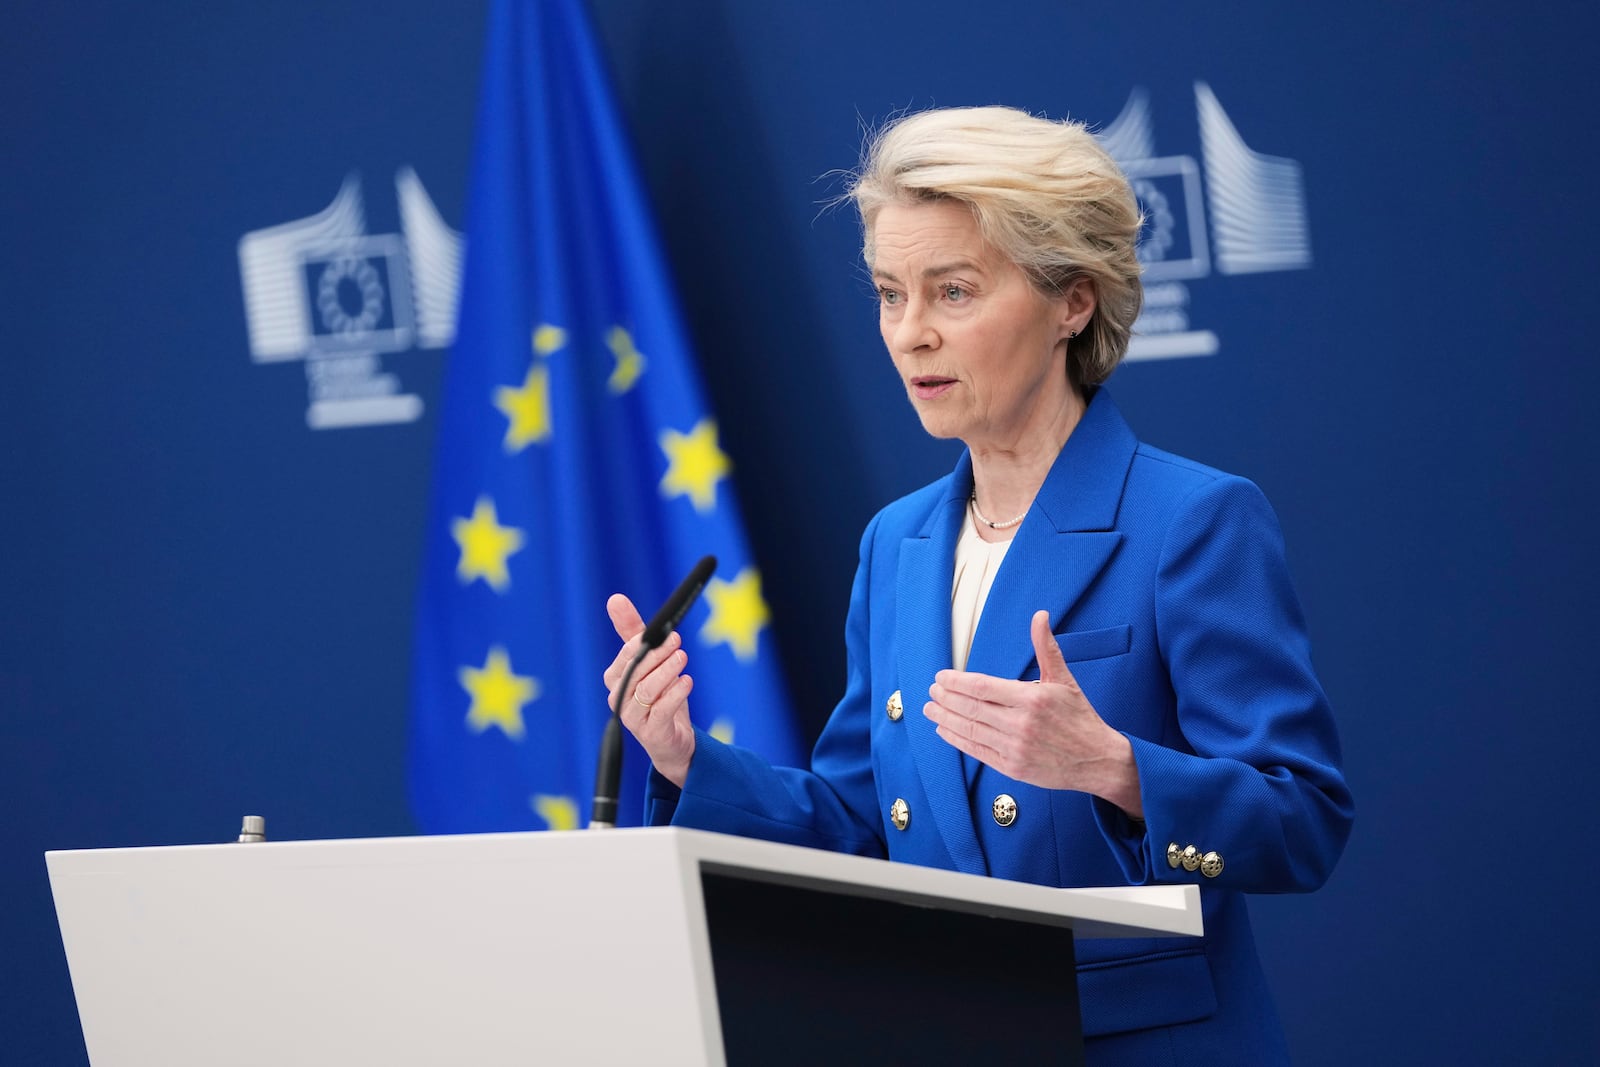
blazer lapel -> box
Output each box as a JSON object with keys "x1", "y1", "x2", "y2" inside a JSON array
[
  {"x1": 896, "y1": 458, "x2": 988, "y2": 876},
  {"x1": 965, "y1": 389, "x2": 1137, "y2": 685}
]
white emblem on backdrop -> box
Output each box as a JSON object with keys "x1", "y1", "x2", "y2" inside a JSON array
[
  {"x1": 1097, "y1": 82, "x2": 1311, "y2": 361},
  {"x1": 238, "y1": 168, "x2": 462, "y2": 430}
]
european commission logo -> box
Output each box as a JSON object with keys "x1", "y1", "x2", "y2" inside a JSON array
[
  {"x1": 1098, "y1": 82, "x2": 1312, "y2": 361},
  {"x1": 238, "y1": 168, "x2": 462, "y2": 430}
]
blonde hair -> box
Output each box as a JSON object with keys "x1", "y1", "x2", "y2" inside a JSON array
[{"x1": 848, "y1": 106, "x2": 1144, "y2": 386}]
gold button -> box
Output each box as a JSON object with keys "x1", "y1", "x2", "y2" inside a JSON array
[
  {"x1": 1181, "y1": 845, "x2": 1201, "y2": 872},
  {"x1": 1167, "y1": 843, "x2": 1182, "y2": 869},
  {"x1": 1200, "y1": 851, "x2": 1224, "y2": 878},
  {"x1": 886, "y1": 689, "x2": 903, "y2": 721},
  {"x1": 889, "y1": 798, "x2": 910, "y2": 831},
  {"x1": 992, "y1": 793, "x2": 1017, "y2": 827}
]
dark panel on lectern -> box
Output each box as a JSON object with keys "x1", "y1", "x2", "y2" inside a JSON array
[{"x1": 701, "y1": 873, "x2": 1083, "y2": 1065}]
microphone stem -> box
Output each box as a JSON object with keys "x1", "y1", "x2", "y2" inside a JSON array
[{"x1": 589, "y1": 647, "x2": 646, "y2": 829}]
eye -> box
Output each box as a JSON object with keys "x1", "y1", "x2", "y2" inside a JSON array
[
  {"x1": 942, "y1": 284, "x2": 970, "y2": 303},
  {"x1": 878, "y1": 286, "x2": 902, "y2": 307}
]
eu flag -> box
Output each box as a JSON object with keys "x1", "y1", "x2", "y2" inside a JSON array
[{"x1": 409, "y1": 0, "x2": 802, "y2": 833}]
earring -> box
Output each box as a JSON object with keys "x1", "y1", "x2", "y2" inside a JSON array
[{"x1": 1067, "y1": 330, "x2": 1078, "y2": 339}]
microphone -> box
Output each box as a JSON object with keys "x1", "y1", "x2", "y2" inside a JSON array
[
  {"x1": 590, "y1": 555, "x2": 717, "y2": 829},
  {"x1": 640, "y1": 555, "x2": 718, "y2": 651}
]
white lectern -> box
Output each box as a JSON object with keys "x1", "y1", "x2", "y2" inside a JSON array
[{"x1": 47, "y1": 827, "x2": 1201, "y2": 1066}]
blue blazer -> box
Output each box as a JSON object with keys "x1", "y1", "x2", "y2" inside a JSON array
[{"x1": 647, "y1": 389, "x2": 1353, "y2": 1062}]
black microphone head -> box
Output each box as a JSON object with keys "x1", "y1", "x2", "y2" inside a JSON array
[{"x1": 640, "y1": 555, "x2": 717, "y2": 650}]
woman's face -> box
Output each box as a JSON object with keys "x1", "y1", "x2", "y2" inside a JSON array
[{"x1": 871, "y1": 199, "x2": 1089, "y2": 452}]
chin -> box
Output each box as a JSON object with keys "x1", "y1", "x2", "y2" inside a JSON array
[
  {"x1": 911, "y1": 414, "x2": 964, "y2": 441},
  {"x1": 903, "y1": 390, "x2": 968, "y2": 441}
]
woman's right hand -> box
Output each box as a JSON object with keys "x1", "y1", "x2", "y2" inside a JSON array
[{"x1": 603, "y1": 593, "x2": 697, "y2": 788}]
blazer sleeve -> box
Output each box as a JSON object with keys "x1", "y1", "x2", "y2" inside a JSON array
[
  {"x1": 642, "y1": 515, "x2": 887, "y2": 858},
  {"x1": 1093, "y1": 474, "x2": 1354, "y2": 893}
]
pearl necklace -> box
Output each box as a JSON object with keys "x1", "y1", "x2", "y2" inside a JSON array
[{"x1": 969, "y1": 493, "x2": 1027, "y2": 530}]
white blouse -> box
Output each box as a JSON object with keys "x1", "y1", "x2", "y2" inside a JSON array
[{"x1": 950, "y1": 507, "x2": 1013, "y2": 671}]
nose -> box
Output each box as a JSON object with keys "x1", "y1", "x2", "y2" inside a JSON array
[{"x1": 890, "y1": 296, "x2": 938, "y2": 355}]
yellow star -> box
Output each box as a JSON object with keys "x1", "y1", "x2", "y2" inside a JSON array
[
  {"x1": 451, "y1": 496, "x2": 525, "y2": 592},
  {"x1": 606, "y1": 326, "x2": 646, "y2": 394},
  {"x1": 700, "y1": 567, "x2": 770, "y2": 662},
  {"x1": 708, "y1": 719, "x2": 735, "y2": 744},
  {"x1": 532, "y1": 794, "x2": 579, "y2": 831},
  {"x1": 459, "y1": 645, "x2": 539, "y2": 740},
  {"x1": 494, "y1": 362, "x2": 551, "y2": 452},
  {"x1": 659, "y1": 418, "x2": 730, "y2": 513},
  {"x1": 533, "y1": 323, "x2": 567, "y2": 356}
]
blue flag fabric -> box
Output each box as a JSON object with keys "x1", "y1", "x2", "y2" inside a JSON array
[{"x1": 409, "y1": 0, "x2": 802, "y2": 833}]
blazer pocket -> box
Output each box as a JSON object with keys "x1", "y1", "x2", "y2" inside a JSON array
[
  {"x1": 1055, "y1": 624, "x2": 1132, "y2": 664},
  {"x1": 1075, "y1": 945, "x2": 1217, "y2": 1037}
]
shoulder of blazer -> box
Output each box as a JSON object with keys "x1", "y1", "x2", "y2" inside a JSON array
[
  {"x1": 1126, "y1": 442, "x2": 1269, "y2": 520},
  {"x1": 1130, "y1": 441, "x2": 1234, "y2": 485}
]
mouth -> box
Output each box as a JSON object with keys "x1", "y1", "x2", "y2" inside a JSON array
[{"x1": 909, "y1": 376, "x2": 957, "y2": 400}]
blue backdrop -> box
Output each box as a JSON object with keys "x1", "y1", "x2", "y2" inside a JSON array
[{"x1": 3, "y1": 2, "x2": 1596, "y2": 1063}]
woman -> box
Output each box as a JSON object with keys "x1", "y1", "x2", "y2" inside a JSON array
[{"x1": 604, "y1": 106, "x2": 1352, "y2": 1062}]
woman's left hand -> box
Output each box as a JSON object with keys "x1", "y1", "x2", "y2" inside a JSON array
[{"x1": 924, "y1": 610, "x2": 1144, "y2": 817}]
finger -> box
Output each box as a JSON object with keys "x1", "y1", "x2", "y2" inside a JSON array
[
  {"x1": 603, "y1": 635, "x2": 640, "y2": 689},
  {"x1": 933, "y1": 721, "x2": 1004, "y2": 769},
  {"x1": 633, "y1": 648, "x2": 688, "y2": 711},
  {"x1": 604, "y1": 625, "x2": 672, "y2": 688},
  {"x1": 606, "y1": 593, "x2": 647, "y2": 641},
  {"x1": 617, "y1": 646, "x2": 681, "y2": 723},
  {"x1": 934, "y1": 668, "x2": 1035, "y2": 706},
  {"x1": 1031, "y1": 609, "x2": 1077, "y2": 688},
  {"x1": 627, "y1": 670, "x2": 694, "y2": 746},
  {"x1": 606, "y1": 628, "x2": 680, "y2": 692},
  {"x1": 925, "y1": 697, "x2": 1012, "y2": 755},
  {"x1": 602, "y1": 593, "x2": 650, "y2": 690},
  {"x1": 926, "y1": 680, "x2": 1012, "y2": 729},
  {"x1": 646, "y1": 671, "x2": 694, "y2": 725}
]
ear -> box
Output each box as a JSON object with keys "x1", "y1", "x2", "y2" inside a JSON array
[{"x1": 1057, "y1": 275, "x2": 1098, "y2": 340}]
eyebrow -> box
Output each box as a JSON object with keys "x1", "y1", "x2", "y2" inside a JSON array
[{"x1": 872, "y1": 260, "x2": 984, "y2": 284}]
